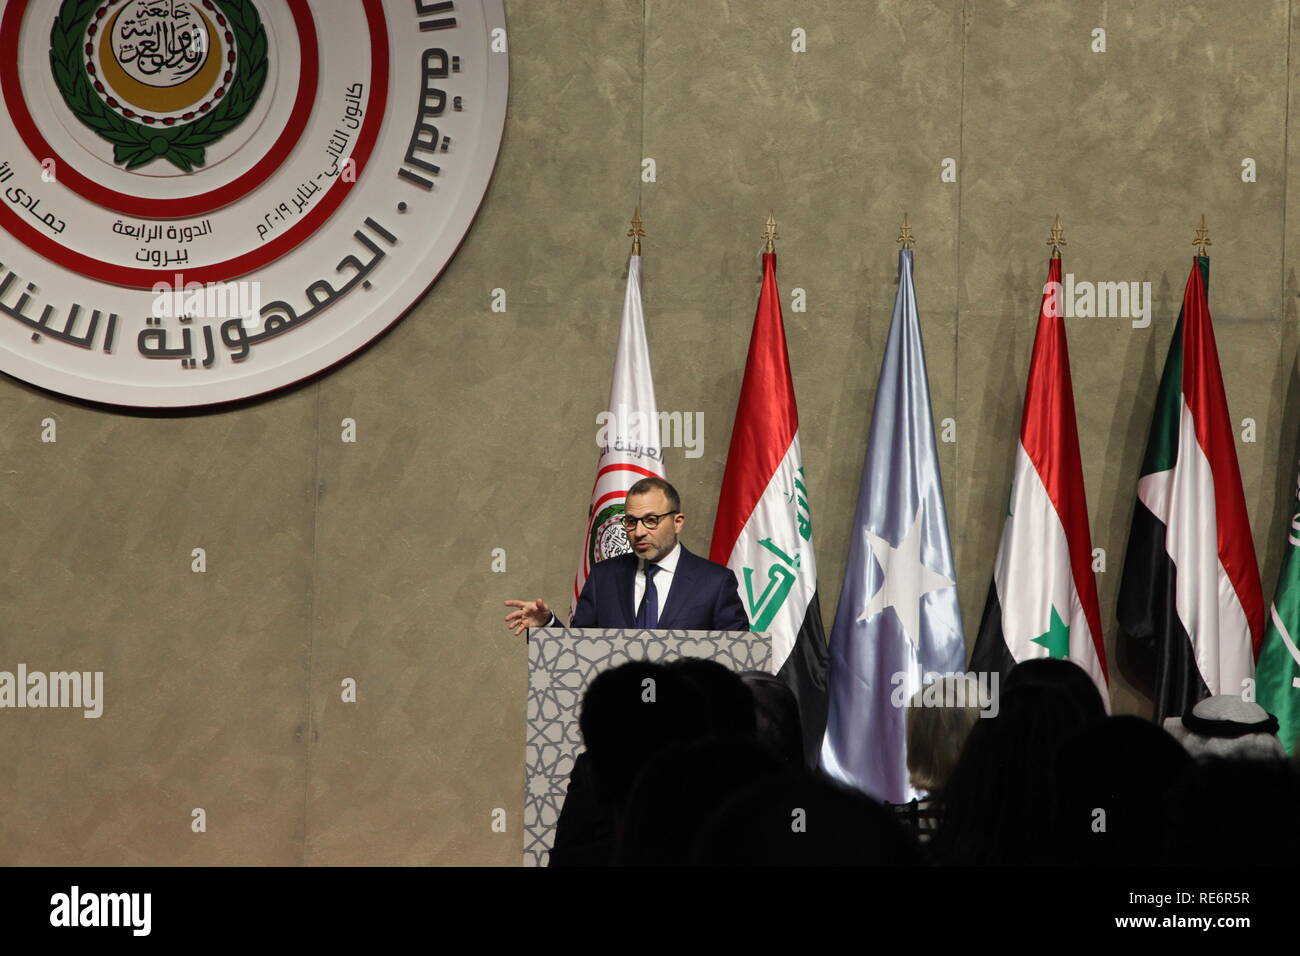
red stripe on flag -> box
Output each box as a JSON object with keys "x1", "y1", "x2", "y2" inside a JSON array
[
  {"x1": 590, "y1": 490, "x2": 630, "y2": 511},
  {"x1": 582, "y1": 462, "x2": 663, "y2": 508},
  {"x1": 1018, "y1": 257, "x2": 1108, "y2": 681},
  {"x1": 1180, "y1": 259, "x2": 1265, "y2": 653},
  {"x1": 593, "y1": 463, "x2": 662, "y2": 482},
  {"x1": 710, "y1": 253, "x2": 799, "y2": 563}
]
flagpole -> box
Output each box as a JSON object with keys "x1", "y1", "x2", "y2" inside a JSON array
[{"x1": 762, "y1": 213, "x2": 778, "y2": 252}]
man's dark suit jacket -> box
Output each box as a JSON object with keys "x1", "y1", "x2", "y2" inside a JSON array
[
  {"x1": 565, "y1": 544, "x2": 750, "y2": 631},
  {"x1": 548, "y1": 544, "x2": 749, "y2": 865}
]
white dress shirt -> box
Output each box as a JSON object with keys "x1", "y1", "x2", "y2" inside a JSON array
[{"x1": 635, "y1": 541, "x2": 680, "y2": 618}]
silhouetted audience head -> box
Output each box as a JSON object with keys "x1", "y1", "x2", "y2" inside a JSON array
[
  {"x1": 615, "y1": 738, "x2": 784, "y2": 865},
  {"x1": 692, "y1": 772, "x2": 923, "y2": 865},
  {"x1": 1002, "y1": 658, "x2": 1107, "y2": 725},
  {"x1": 1163, "y1": 695, "x2": 1287, "y2": 760},
  {"x1": 666, "y1": 657, "x2": 756, "y2": 741},
  {"x1": 906, "y1": 675, "x2": 983, "y2": 794},
  {"x1": 930, "y1": 679, "x2": 1103, "y2": 865},
  {"x1": 577, "y1": 657, "x2": 758, "y2": 818},
  {"x1": 578, "y1": 660, "x2": 705, "y2": 814},
  {"x1": 1050, "y1": 715, "x2": 1192, "y2": 865},
  {"x1": 1162, "y1": 756, "x2": 1300, "y2": 865},
  {"x1": 740, "y1": 671, "x2": 804, "y2": 768}
]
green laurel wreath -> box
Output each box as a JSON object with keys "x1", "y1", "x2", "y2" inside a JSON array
[{"x1": 49, "y1": 0, "x2": 268, "y2": 172}]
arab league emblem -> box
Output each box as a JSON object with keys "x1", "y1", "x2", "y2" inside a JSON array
[
  {"x1": 49, "y1": 0, "x2": 268, "y2": 171},
  {"x1": 0, "y1": 0, "x2": 508, "y2": 407}
]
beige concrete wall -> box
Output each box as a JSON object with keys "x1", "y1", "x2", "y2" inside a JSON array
[{"x1": 2, "y1": 0, "x2": 1296, "y2": 865}]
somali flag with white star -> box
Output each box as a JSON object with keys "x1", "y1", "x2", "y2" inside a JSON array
[
  {"x1": 819, "y1": 248, "x2": 966, "y2": 803},
  {"x1": 970, "y1": 255, "x2": 1110, "y2": 709}
]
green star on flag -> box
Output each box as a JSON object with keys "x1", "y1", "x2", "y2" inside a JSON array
[{"x1": 1032, "y1": 605, "x2": 1070, "y2": 658}]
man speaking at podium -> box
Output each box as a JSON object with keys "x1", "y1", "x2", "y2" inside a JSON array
[{"x1": 504, "y1": 477, "x2": 749, "y2": 633}]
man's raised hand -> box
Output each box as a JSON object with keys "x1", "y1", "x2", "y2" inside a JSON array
[{"x1": 504, "y1": 598, "x2": 553, "y2": 636}]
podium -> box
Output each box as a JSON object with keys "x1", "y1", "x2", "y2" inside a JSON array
[{"x1": 522, "y1": 627, "x2": 771, "y2": 866}]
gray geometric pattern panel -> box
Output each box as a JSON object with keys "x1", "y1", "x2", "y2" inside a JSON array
[{"x1": 523, "y1": 628, "x2": 772, "y2": 867}]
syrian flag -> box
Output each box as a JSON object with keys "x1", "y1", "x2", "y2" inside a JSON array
[
  {"x1": 819, "y1": 248, "x2": 966, "y2": 803},
  {"x1": 573, "y1": 253, "x2": 666, "y2": 613},
  {"x1": 711, "y1": 250, "x2": 828, "y2": 767},
  {"x1": 970, "y1": 256, "x2": 1109, "y2": 705},
  {"x1": 1259, "y1": 446, "x2": 1300, "y2": 755},
  {"x1": 1117, "y1": 256, "x2": 1262, "y2": 721}
]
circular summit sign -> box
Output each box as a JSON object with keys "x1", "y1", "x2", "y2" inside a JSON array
[{"x1": 0, "y1": 0, "x2": 507, "y2": 406}]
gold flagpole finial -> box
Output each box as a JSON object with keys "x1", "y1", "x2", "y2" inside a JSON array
[
  {"x1": 897, "y1": 213, "x2": 915, "y2": 250},
  {"x1": 628, "y1": 207, "x2": 646, "y2": 255},
  {"x1": 1047, "y1": 214, "x2": 1066, "y2": 259},
  {"x1": 762, "y1": 213, "x2": 779, "y2": 252},
  {"x1": 1192, "y1": 214, "x2": 1211, "y2": 257}
]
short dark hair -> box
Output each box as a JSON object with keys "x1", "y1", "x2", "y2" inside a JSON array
[{"x1": 626, "y1": 476, "x2": 680, "y2": 513}]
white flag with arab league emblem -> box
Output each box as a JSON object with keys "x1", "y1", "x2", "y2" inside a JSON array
[{"x1": 572, "y1": 254, "x2": 666, "y2": 614}]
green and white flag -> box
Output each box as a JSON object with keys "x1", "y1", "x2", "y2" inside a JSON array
[{"x1": 1259, "y1": 450, "x2": 1300, "y2": 754}]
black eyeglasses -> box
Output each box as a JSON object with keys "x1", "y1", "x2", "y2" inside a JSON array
[{"x1": 620, "y1": 511, "x2": 677, "y2": 531}]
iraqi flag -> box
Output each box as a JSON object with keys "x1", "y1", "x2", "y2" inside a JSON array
[
  {"x1": 970, "y1": 256, "x2": 1109, "y2": 705},
  {"x1": 710, "y1": 250, "x2": 828, "y2": 767},
  {"x1": 1117, "y1": 256, "x2": 1262, "y2": 721},
  {"x1": 573, "y1": 253, "x2": 666, "y2": 613},
  {"x1": 819, "y1": 248, "x2": 966, "y2": 803}
]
